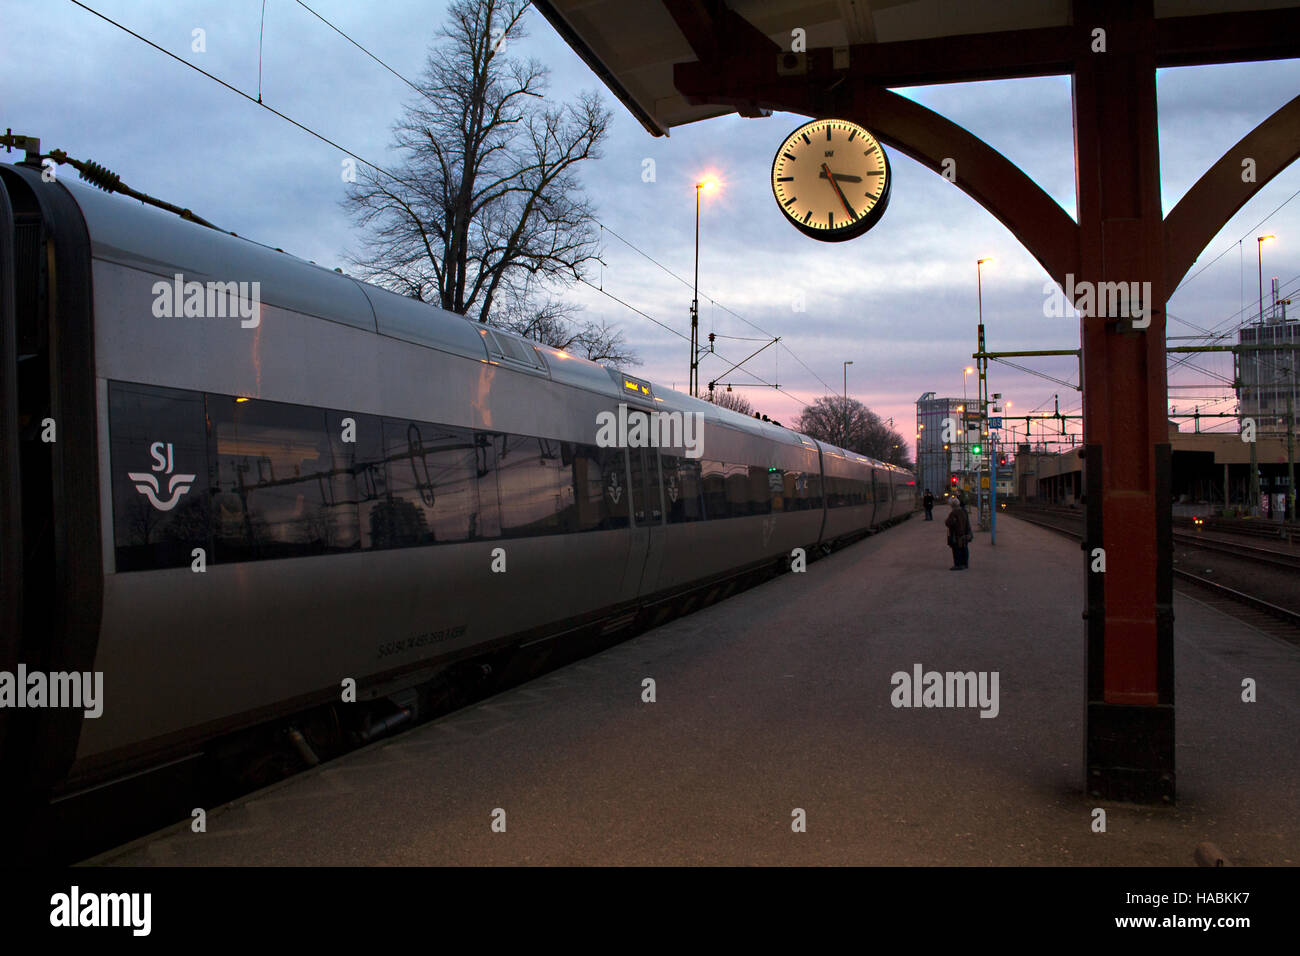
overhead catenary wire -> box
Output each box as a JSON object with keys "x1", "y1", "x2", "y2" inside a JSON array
[{"x1": 66, "y1": 0, "x2": 834, "y2": 406}]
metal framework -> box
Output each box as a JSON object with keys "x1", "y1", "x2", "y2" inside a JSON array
[{"x1": 538, "y1": 0, "x2": 1300, "y2": 804}]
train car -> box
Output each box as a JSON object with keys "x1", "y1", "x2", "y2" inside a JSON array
[{"x1": 0, "y1": 161, "x2": 913, "y2": 808}]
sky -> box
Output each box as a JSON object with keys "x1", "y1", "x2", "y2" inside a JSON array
[{"x1": 6, "y1": 0, "x2": 1300, "y2": 460}]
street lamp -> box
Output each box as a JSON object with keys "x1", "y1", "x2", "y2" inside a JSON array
[
  {"x1": 843, "y1": 360, "x2": 854, "y2": 448},
  {"x1": 691, "y1": 177, "x2": 720, "y2": 396},
  {"x1": 1250, "y1": 235, "x2": 1274, "y2": 515},
  {"x1": 977, "y1": 257, "x2": 992, "y2": 326},
  {"x1": 1258, "y1": 235, "x2": 1275, "y2": 324}
]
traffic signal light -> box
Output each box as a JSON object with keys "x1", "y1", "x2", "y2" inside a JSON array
[
  {"x1": 950, "y1": 475, "x2": 958, "y2": 486},
  {"x1": 998, "y1": 454, "x2": 1007, "y2": 466},
  {"x1": 971, "y1": 443, "x2": 982, "y2": 457}
]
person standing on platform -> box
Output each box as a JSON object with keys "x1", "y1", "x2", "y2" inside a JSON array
[
  {"x1": 923, "y1": 488, "x2": 934, "y2": 520},
  {"x1": 945, "y1": 497, "x2": 971, "y2": 570}
]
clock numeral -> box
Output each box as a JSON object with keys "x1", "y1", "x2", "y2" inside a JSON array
[
  {"x1": 802, "y1": 210, "x2": 812, "y2": 224},
  {"x1": 783, "y1": 196, "x2": 797, "y2": 206},
  {"x1": 866, "y1": 170, "x2": 884, "y2": 175},
  {"x1": 777, "y1": 176, "x2": 793, "y2": 182},
  {"x1": 848, "y1": 129, "x2": 857, "y2": 142},
  {"x1": 801, "y1": 133, "x2": 811, "y2": 145},
  {"x1": 826, "y1": 127, "x2": 832, "y2": 141},
  {"x1": 783, "y1": 152, "x2": 797, "y2": 162}
]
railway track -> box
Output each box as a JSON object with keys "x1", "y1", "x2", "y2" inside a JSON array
[{"x1": 1006, "y1": 507, "x2": 1300, "y2": 639}]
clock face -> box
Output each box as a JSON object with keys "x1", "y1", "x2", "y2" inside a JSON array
[{"x1": 771, "y1": 118, "x2": 892, "y2": 242}]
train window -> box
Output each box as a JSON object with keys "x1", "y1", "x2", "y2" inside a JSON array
[
  {"x1": 747, "y1": 466, "x2": 773, "y2": 515},
  {"x1": 804, "y1": 471, "x2": 823, "y2": 509},
  {"x1": 332, "y1": 413, "x2": 385, "y2": 551},
  {"x1": 597, "y1": 446, "x2": 630, "y2": 529},
  {"x1": 566, "y1": 443, "x2": 625, "y2": 531},
  {"x1": 108, "y1": 381, "x2": 211, "y2": 571},
  {"x1": 661, "y1": 456, "x2": 705, "y2": 523},
  {"x1": 639, "y1": 450, "x2": 665, "y2": 524},
  {"x1": 493, "y1": 432, "x2": 569, "y2": 538},
  {"x1": 629, "y1": 448, "x2": 648, "y2": 525},
  {"x1": 208, "y1": 397, "x2": 335, "y2": 561},
  {"x1": 700, "y1": 459, "x2": 728, "y2": 519},
  {"x1": 381, "y1": 419, "x2": 478, "y2": 545},
  {"x1": 823, "y1": 475, "x2": 841, "y2": 508},
  {"x1": 320, "y1": 411, "x2": 368, "y2": 551},
  {"x1": 723, "y1": 462, "x2": 751, "y2": 517}
]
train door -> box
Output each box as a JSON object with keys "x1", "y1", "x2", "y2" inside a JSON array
[
  {"x1": 869, "y1": 467, "x2": 881, "y2": 528},
  {"x1": 628, "y1": 446, "x2": 666, "y2": 596},
  {"x1": 0, "y1": 164, "x2": 102, "y2": 805}
]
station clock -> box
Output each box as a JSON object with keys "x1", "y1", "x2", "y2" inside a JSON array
[{"x1": 770, "y1": 118, "x2": 892, "y2": 242}]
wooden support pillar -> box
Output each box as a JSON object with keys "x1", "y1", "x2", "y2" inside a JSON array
[{"x1": 1074, "y1": 0, "x2": 1175, "y2": 802}]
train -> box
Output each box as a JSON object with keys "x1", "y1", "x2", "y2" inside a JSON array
[{"x1": 0, "y1": 159, "x2": 914, "y2": 811}]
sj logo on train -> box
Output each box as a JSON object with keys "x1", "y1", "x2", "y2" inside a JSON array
[{"x1": 127, "y1": 441, "x2": 195, "y2": 512}]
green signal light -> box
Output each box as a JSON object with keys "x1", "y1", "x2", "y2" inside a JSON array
[{"x1": 972, "y1": 444, "x2": 982, "y2": 456}]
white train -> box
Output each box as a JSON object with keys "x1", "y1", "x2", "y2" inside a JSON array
[{"x1": 0, "y1": 161, "x2": 914, "y2": 807}]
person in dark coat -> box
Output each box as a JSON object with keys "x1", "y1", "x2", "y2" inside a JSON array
[
  {"x1": 922, "y1": 489, "x2": 934, "y2": 520},
  {"x1": 945, "y1": 496, "x2": 971, "y2": 570}
]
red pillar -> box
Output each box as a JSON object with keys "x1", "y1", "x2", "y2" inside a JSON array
[{"x1": 1073, "y1": 0, "x2": 1175, "y2": 802}]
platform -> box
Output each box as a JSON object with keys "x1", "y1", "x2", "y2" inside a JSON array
[{"x1": 91, "y1": 515, "x2": 1300, "y2": 866}]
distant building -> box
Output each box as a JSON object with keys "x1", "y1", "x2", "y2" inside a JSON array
[
  {"x1": 1236, "y1": 301, "x2": 1299, "y2": 436},
  {"x1": 915, "y1": 392, "x2": 965, "y2": 497}
]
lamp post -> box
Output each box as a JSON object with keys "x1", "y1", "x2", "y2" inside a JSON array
[
  {"x1": 976, "y1": 258, "x2": 992, "y2": 526},
  {"x1": 691, "y1": 178, "x2": 719, "y2": 397},
  {"x1": 962, "y1": 368, "x2": 973, "y2": 498},
  {"x1": 842, "y1": 360, "x2": 854, "y2": 448},
  {"x1": 1251, "y1": 235, "x2": 1273, "y2": 515}
]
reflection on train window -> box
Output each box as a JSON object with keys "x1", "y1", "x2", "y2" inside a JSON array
[
  {"x1": 209, "y1": 397, "x2": 336, "y2": 561},
  {"x1": 570, "y1": 444, "x2": 627, "y2": 530},
  {"x1": 378, "y1": 420, "x2": 477, "y2": 546},
  {"x1": 629, "y1": 448, "x2": 655, "y2": 525},
  {"x1": 491, "y1": 432, "x2": 571, "y2": 538},
  {"x1": 700, "y1": 459, "x2": 727, "y2": 518},
  {"x1": 825, "y1": 474, "x2": 872, "y2": 509},
  {"x1": 331, "y1": 412, "x2": 383, "y2": 551},
  {"x1": 112, "y1": 381, "x2": 858, "y2": 571},
  {"x1": 661, "y1": 456, "x2": 705, "y2": 523},
  {"x1": 108, "y1": 381, "x2": 210, "y2": 571},
  {"x1": 803, "y1": 471, "x2": 823, "y2": 509},
  {"x1": 776, "y1": 469, "x2": 818, "y2": 512}
]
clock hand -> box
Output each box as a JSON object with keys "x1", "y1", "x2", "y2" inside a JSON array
[
  {"x1": 818, "y1": 170, "x2": 863, "y2": 183},
  {"x1": 821, "y1": 163, "x2": 855, "y2": 219}
]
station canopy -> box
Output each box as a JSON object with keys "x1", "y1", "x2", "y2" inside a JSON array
[{"x1": 533, "y1": 0, "x2": 1297, "y2": 135}]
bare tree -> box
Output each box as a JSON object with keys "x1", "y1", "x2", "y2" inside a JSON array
[
  {"x1": 707, "y1": 389, "x2": 755, "y2": 416},
  {"x1": 494, "y1": 279, "x2": 638, "y2": 365},
  {"x1": 796, "y1": 396, "x2": 911, "y2": 466},
  {"x1": 345, "y1": 0, "x2": 635, "y2": 362}
]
